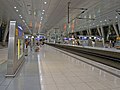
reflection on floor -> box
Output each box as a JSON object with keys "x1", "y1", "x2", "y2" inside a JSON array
[
  {"x1": 0, "y1": 48, "x2": 7, "y2": 64},
  {"x1": 39, "y1": 45, "x2": 120, "y2": 90},
  {"x1": 0, "y1": 48, "x2": 8, "y2": 90},
  {"x1": 0, "y1": 45, "x2": 120, "y2": 90}
]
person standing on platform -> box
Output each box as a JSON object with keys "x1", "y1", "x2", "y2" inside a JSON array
[
  {"x1": 92, "y1": 39, "x2": 95, "y2": 47},
  {"x1": 25, "y1": 40, "x2": 29, "y2": 48},
  {"x1": 35, "y1": 42, "x2": 40, "y2": 52}
]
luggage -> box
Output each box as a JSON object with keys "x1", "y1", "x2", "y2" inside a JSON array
[{"x1": 35, "y1": 46, "x2": 40, "y2": 52}]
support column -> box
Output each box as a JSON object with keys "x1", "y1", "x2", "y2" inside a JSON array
[
  {"x1": 97, "y1": 26, "x2": 102, "y2": 36},
  {"x1": 88, "y1": 28, "x2": 91, "y2": 35},
  {"x1": 48, "y1": 33, "x2": 50, "y2": 43},
  {"x1": 0, "y1": 19, "x2": 2, "y2": 42},
  {"x1": 118, "y1": 20, "x2": 120, "y2": 35},
  {"x1": 100, "y1": 25, "x2": 105, "y2": 47},
  {"x1": 0, "y1": 21, "x2": 2, "y2": 27},
  {"x1": 0, "y1": 18, "x2": 2, "y2": 27},
  {"x1": 49, "y1": 33, "x2": 51, "y2": 42},
  {"x1": 87, "y1": 30, "x2": 89, "y2": 35},
  {"x1": 6, "y1": 21, "x2": 25, "y2": 77},
  {"x1": 113, "y1": 23, "x2": 119, "y2": 37},
  {"x1": 106, "y1": 25, "x2": 111, "y2": 40},
  {"x1": 54, "y1": 29, "x2": 56, "y2": 43},
  {"x1": 2, "y1": 22, "x2": 9, "y2": 46},
  {"x1": 7, "y1": 21, "x2": 17, "y2": 76},
  {"x1": 81, "y1": 31, "x2": 83, "y2": 35}
]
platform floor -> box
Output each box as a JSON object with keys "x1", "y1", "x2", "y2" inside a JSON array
[{"x1": 0, "y1": 45, "x2": 120, "y2": 90}]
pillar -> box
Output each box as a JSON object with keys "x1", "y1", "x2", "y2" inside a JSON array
[
  {"x1": 6, "y1": 21, "x2": 25, "y2": 77},
  {"x1": 87, "y1": 30, "x2": 89, "y2": 35},
  {"x1": 2, "y1": 22, "x2": 9, "y2": 45},
  {"x1": 113, "y1": 23, "x2": 119, "y2": 37},
  {"x1": 0, "y1": 19, "x2": 2, "y2": 27},
  {"x1": 100, "y1": 25, "x2": 105, "y2": 47},
  {"x1": 97, "y1": 26, "x2": 102, "y2": 36},
  {"x1": 88, "y1": 28, "x2": 91, "y2": 35},
  {"x1": 118, "y1": 20, "x2": 120, "y2": 35},
  {"x1": 106, "y1": 25, "x2": 111, "y2": 40}
]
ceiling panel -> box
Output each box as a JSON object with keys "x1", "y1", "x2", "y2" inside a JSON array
[{"x1": 0, "y1": 0, "x2": 120, "y2": 34}]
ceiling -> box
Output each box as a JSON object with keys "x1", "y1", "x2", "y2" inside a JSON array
[{"x1": 0, "y1": 0, "x2": 120, "y2": 34}]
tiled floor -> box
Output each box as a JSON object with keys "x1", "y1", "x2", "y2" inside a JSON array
[
  {"x1": 39, "y1": 45, "x2": 120, "y2": 90},
  {"x1": 0, "y1": 48, "x2": 8, "y2": 90},
  {"x1": 0, "y1": 45, "x2": 120, "y2": 90},
  {"x1": 0, "y1": 48, "x2": 7, "y2": 64}
]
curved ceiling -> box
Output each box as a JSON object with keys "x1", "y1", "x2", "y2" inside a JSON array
[{"x1": 0, "y1": 0, "x2": 120, "y2": 34}]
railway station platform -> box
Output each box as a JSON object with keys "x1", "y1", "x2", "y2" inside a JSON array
[{"x1": 0, "y1": 45, "x2": 120, "y2": 90}]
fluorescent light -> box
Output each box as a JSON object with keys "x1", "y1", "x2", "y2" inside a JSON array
[
  {"x1": 22, "y1": 20, "x2": 25, "y2": 22},
  {"x1": 32, "y1": 36, "x2": 34, "y2": 38},
  {"x1": 20, "y1": 17, "x2": 23, "y2": 19},
  {"x1": 16, "y1": 10, "x2": 18, "y2": 12},
  {"x1": 44, "y1": 2, "x2": 47, "y2": 4},
  {"x1": 41, "y1": 17, "x2": 43, "y2": 20},
  {"x1": 18, "y1": 25, "x2": 23, "y2": 30},
  {"x1": 29, "y1": 11, "x2": 31, "y2": 15},
  {"x1": 34, "y1": 11, "x2": 36, "y2": 15},
  {"x1": 25, "y1": 23, "x2": 27, "y2": 26},
  {"x1": 43, "y1": 10, "x2": 45, "y2": 12},
  {"x1": 26, "y1": 36, "x2": 28, "y2": 38},
  {"x1": 14, "y1": 7, "x2": 17, "y2": 9}
]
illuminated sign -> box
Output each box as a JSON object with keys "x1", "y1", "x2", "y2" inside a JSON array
[{"x1": 18, "y1": 25, "x2": 23, "y2": 30}]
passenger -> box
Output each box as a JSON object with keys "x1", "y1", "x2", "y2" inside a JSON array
[
  {"x1": 76, "y1": 39, "x2": 80, "y2": 45},
  {"x1": 92, "y1": 39, "x2": 95, "y2": 47},
  {"x1": 105, "y1": 42, "x2": 109, "y2": 48},
  {"x1": 42, "y1": 41, "x2": 45, "y2": 45},
  {"x1": 109, "y1": 40, "x2": 112, "y2": 48},
  {"x1": 35, "y1": 42, "x2": 40, "y2": 52},
  {"x1": 25, "y1": 40, "x2": 29, "y2": 48},
  {"x1": 112, "y1": 40, "x2": 115, "y2": 47}
]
